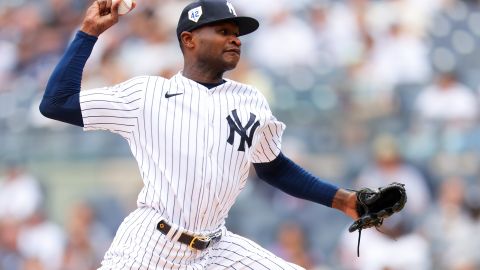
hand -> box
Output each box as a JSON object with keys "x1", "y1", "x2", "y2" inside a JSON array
[
  {"x1": 80, "y1": 0, "x2": 136, "y2": 36},
  {"x1": 332, "y1": 189, "x2": 358, "y2": 220},
  {"x1": 344, "y1": 191, "x2": 359, "y2": 220}
]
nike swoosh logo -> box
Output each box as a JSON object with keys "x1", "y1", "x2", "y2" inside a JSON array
[{"x1": 165, "y1": 92, "x2": 183, "y2": 98}]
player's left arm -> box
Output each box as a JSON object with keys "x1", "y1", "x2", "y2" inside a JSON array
[
  {"x1": 253, "y1": 153, "x2": 358, "y2": 220},
  {"x1": 249, "y1": 93, "x2": 358, "y2": 219}
]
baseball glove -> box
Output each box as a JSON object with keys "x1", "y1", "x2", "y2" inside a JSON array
[{"x1": 348, "y1": 182, "x2": 407, "y2": 256}]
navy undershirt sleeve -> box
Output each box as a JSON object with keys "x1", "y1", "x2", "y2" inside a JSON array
[
  {"x1": 39, "y1": 31, "x2": 98, "y2": 127},
  {"x1": 253, "y1": 152, "x2": 339, "y2": 207}
]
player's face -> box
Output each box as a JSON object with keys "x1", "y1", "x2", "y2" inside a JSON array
[{"x1": 192, "y1": 22, "x2": 242, "y2": 71}]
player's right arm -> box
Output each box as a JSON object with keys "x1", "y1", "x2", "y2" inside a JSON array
[{"x1": 39, "y1": 0, "x2": 132, "y2": 126}]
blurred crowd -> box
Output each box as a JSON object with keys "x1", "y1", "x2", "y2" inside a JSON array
[
  {"x1": 0, "y1": 161, "x2": 112, "y2": 270},
  {"x1": 3, "y1": 0, "x2": 480, "y2": 269}
]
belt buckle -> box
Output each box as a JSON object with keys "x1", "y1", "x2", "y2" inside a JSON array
[{"x1": 189, "y1": 235, "x2": 210, "y2": 250}]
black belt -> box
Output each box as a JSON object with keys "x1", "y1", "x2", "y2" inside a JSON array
[{"x1": 156, "y1": 220, "x2": 222, "y2": 250}]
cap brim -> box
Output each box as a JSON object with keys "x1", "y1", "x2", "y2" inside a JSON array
[
  {"x1": 188, "y1": 16, "x2": 259, "y2": 37},
  {"x1": 226, "y1": 16, "x2": 259, "y2": 36}
]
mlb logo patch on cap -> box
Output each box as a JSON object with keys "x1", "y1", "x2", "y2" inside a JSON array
[
  {"x1": 188, "y1": 6, "x2": 203, "y2": 23},
  {"x1": 177, "y1": 0, "x2": 259, "y2": 39}
]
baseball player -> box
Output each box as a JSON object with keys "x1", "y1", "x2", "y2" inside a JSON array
[{"x1": 39, "y1": 0, "x2": 404, "y2": 269}]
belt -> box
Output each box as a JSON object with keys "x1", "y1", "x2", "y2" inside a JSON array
[{"x1": 156, "y1": 220, "x2": 222, "y2": 250}]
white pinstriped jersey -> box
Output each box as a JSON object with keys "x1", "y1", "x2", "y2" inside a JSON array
[{"x1": 79, "y1": 72, "x2": 285, "y2": 233}]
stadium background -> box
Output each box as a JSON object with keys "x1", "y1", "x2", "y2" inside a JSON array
[{"x1": 2, "y1": 0, "x2": 480, "y2": 269}]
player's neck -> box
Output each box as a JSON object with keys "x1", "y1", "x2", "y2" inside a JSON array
[{"x1": 182, "y1": 63, "x2": 225, "y2": 84}]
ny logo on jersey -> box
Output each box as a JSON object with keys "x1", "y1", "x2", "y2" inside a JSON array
[
  {"x1": 226, "y1": 109, "x2": 260, "y2": 152},
  {"x1": 226, "y1": 2, "x2": 237, "y2": 16}
]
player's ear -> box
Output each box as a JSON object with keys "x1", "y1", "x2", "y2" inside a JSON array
[{"x1": 180, "y1": 31, "x2": 195, "y2": 49}]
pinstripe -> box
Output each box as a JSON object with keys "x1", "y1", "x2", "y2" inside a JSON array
[
  {"x1": 82, "y1": 88, "x2": 143, "y2": 99},
  {"x1": 206, "y1": 87, "x2": 219, "y2": 230},
  {"x1": 258, "y1": 140, "x2": 269, "y2": 161},
  {"x1": 143, "y1": 77, "x2": 154, "y2": 204},
  {"x1": 175, "y1": 77, "x2": 188, "y2": 231},
  {"x1": 164, "y1": 79, "x2": 172, "y2": 223},
  {"x1": 209, "y1": 232, "x2": 303, "y2": 270},
  {"x1": 178, "y1": 79, "x2": 189, "y2": 229},
  {"x1": 81, "y1": 82, "x2": 144, "y2": 97},
  {"x1": 83, "y1": 115, "x2": 138, "y2": 119},
  {"x1": 136, "y1": 113, "x2": 145, "y2": 192},
  {"x1": 186, "y1": 79, "x2": 199, "y2": 230},
  {"x1": 215, "y1": 83, "x2": 233, "y2": 224},
  {"x1": 209, "y1": 249, "x2": 268, "y2": 270},
  {"x1": 116, "y1": 89, "x2": 143, "y2": 99},
  {"x1": 171, "y1": 77, "x2": 192, "y2": 267},
  {"x1": 199, "y1": 82, "x2": 225, "y2": 230},
  {"x1": 222, "y1": 85, "x2": 245, "y2": 217},
  {"x1": 198, "y1": 86, "x2": 211, "y2": 229},
  {"x1": 146, "y1": 230, "x2": 163, "y2": 269},
  {"x1": 228, "y1": 84, "x2": 250, "y2": 204},
  {"x1": 110, "y1": 208, "x2": 150, "y2": 267},
  {"x1": 153, "y1": 230, "x2": 171, "y2": 269},
  {"x1": 159, "y1": 239, "x2": 176, "y2": 270},
  {"x1": 179, "y1": 78, "x2": 190, "y2": 229},
  {"x1": 227, "y1": 236, "x2": 298, "y2": 270},
  {"x1": 211, "y1": 87, "x2": 225, "y2": 228},
  {"x1": 200, "y1": 89, "x2": 214, "y2": 229},
  {"x1": 131, "y1": 126, "x2": 139, "y2": 172},
  {"x1": 81, "y1": 97, "x2": 141, "y2": 104},
  {"x1": 170, "y1": 76, "x2": 179, "y2": 225},
  {"x1": 154, "y1": 79, "x2": 166, "y2": 213},
  {"x1": 119, "y1": 209, "x2": 152, "y2": 268},
  {"x1": 227, "y1": 83, "x2": 247, "y2": 202},
  {"x1": 220, "y1": 244, "x2": 285, "y2": 270},
  {"x1": 208, "y1": 262, "x2": 237, "y2": 269},
  {"x1": 114, "y1": 78, "x2": 149, "y2": 268},
  {"x1": 84, "y1": 122, "x2": 134, "y2": 126},
  {"x1": 139, "y1": 71, "x2": 161, "y2": 266},
  {"x1": 128, "y1": 210, "x2": 157, "y2": 269},
  {"x1": 81, "y1": 73, "x2": 290, "y2": 269},
  {"x1": 210, "y1": 83, "x2": 233, "y2": 227},
  {"x1": 263, "y1": 131, "x2": 276, "y2": 157},
  {"x1": 143, "y1": 77, "x2": 158, "y2": 204},
  {"x1": 267, "y1": 125, "x2": 280, "y2": 151},
  {"x1": 82, "y1": 107, "x2": 140, "y2": 111},
  {"x1": 193, "y1": 83, "x2": 207, "y2": 232}
]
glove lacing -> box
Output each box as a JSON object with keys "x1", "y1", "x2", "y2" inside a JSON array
[
  {"x1": 355, "y1": 220, "x2": 389, "y2": 257},
  {"x1": 356, "y1": 228, "x2": 362, "y2": 257}
]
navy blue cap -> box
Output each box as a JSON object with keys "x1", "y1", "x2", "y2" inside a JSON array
[{"x1": 176, "y1": 0, "x2": 259, "y2": 39}]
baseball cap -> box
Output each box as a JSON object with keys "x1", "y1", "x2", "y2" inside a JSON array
[{"x1": 176, "y1": 0, "x2": 259, "y2": 39}]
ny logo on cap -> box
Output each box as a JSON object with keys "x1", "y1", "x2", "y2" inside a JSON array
[
  {"x1": 188, "y1": 6, "x2": 203, "y2": 23},
  {"x1": 226, "y1": 2, "x2": 237, "y2": 16}
]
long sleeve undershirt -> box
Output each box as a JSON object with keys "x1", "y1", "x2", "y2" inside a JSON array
[
  {"x1": 39, "y1": 31, "x2": 98, "y2": 127},
  {"x1": 253, "y1": 152, "x2": 339, "y2": 207}
]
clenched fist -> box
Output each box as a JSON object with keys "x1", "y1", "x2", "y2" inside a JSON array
[{"x1": 80, "y1": 0, "x2": 136, "y2": 36}]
